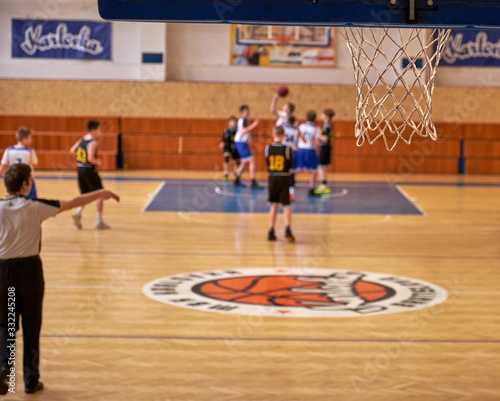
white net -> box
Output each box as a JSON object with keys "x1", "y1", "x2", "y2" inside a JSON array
[{"x1": 339, "y1": 27, "x2": 451, "y2": 151}]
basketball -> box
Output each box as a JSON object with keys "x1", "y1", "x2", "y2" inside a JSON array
[{"x1": 277, "y1": 86, "x2": 289, "y2": 97}]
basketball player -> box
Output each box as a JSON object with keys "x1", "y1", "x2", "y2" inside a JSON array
[
  {"x1": 219, "y1": 116, "x2": 241, "y2": 182},
  {"x1": 295, "y1": 111, "x2": 321, "y2": 197},
  {"x1": 234, "y1": 105, "x2": 261, "y2": 188},
  {"x1": 0, "y1": 127, "x2": 38, "y2": 199},
  {"x1": 69, "y1": 119, "x2": 111, "y2": 229},
  {"x1": 270, "y1": 92, "x2": 295, "y2": 127},
  {"x1": 315, "y1": 108, "x2": 335, "y2": 194},
  {"x1": 265, "y1": 126, "x2": 295, "y2": 243},
  {"x1": 0, "y1": 163, "x2": 119, "y2": 395},
  {"x1": 281, "y1": 115, "x2": 301, "y2": 201}
]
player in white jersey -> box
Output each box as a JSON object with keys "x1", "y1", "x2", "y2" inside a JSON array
[
  {"x1": 0, "y1": 127, "x2": 38, "y2": 199},
  {"x1": 295, "y1": 111, "x2": 321, "y2": 196},
  {"x1": 270, "y1": 92, "x2": 296, "y2": 127},
  {"x1": 282, "y1": 116, "x2": 300, "y2": 152},
  {"x1": 234, "y1": 105, "x2": 262, "y2": 189}
]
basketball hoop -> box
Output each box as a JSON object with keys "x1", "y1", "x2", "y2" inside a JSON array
[
  {"x1": 271, "y1": 36, "x2": 296, "y2": 46},
  {"x1": 339, "y1": 27, "x2": 451, "y2": 151}
]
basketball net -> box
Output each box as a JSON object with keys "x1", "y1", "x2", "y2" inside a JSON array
[{"x1": 339, "y1": 27, "x2": 451, "y2": 151}]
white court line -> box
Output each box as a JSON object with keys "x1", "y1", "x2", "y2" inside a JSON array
[
  {"x1": 141, "y1": 181, "x2": 166, "y2": 212},
  {"x1": 177, "y1": 211, "x2": 230, "y2": 225},
  {"x1": 214, "y1": 186, "x2": 263, "y2": 199},
  {"x1": 395, "y1": 184, "x2": 426, "y2": 216}
]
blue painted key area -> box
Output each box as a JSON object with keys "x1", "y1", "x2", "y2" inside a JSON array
[{"x1": 144, "y1": 179, "x2": 423, "y2": 215}]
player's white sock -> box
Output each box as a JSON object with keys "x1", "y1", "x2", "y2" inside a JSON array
[
  {"x1": 74, "y1": 207, "x2": 83, "y2": 215},
  {"x1": 96, "y1": 212, "x2": 103, "y2": 223}
]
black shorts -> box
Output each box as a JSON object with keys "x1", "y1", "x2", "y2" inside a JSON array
[
  {"x1": 223, "y1": 144, "x2": 240, "y2": 162},
  {"x1": 318, "y1": 144, "x2": 331, "y2": 167},
  {"x1": 268, "y1": 175, "x2": 290, "y2": 206},
  {"x1": 77, "y1": 166, "x2": 103, "y2": 194}
]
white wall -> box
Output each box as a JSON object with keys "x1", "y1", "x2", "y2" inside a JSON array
[
  {"x1": 166, "y1": 24, "x2": 500, "y2": 87},
  {"x1": 1, "y1": 0, "x2": 500, "y2": 87},
  {"x1": 0, "y1": 0, "x2": 166, "y2": 81},
  {"x1": 165, "y1": 23, "x2": 355, "y2": 84}
]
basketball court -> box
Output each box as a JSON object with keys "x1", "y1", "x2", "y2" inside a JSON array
[
  {"x1": 1, "y1": 170, "x2": 498, "y2": 400},
  {"x1": 1, "y1": 0, "x2": 500, "y2": 399}
]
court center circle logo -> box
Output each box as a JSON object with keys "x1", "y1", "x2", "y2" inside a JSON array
[{"x1": 143, "y1": 268, "x2": 448, "y2": 317}]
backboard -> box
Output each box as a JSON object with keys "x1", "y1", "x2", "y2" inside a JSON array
[{"x1": 98, "y1": 0, "x2": 500, "y2": 29}]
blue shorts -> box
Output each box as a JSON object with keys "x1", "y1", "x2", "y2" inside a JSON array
[
  {"x1": 27, "y1": 179, "x2": 37, "y2": 199},
  {"x1": 235, "y1": 142, "x2": 253, "y2": 162},
  {"x1": 294, "y1": 149, "x2": 318, "y2": 172},
  {"x1": 291, "y1": 150, "x2": 298, "y2": 171}
]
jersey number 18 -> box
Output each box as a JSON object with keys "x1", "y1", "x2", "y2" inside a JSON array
[{"x1": 268, "y1": 155, "x2": 285, "y2": 172}]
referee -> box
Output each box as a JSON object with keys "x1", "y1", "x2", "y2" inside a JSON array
[{"x1": 0, "y1": 164, "x2": 119, "y2": 394}]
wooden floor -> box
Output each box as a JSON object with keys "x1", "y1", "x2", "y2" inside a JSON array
[{"x1": 1, "y1": 170, "x2": 499, "y2": 401}]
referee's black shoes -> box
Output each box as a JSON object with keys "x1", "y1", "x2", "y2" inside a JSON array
[
  {"x1": 0, "y1": 368, "x2": 8, "y2": 395},
  {"x1": 25, "y1": 382, "x2": 44, "y2": 394}
]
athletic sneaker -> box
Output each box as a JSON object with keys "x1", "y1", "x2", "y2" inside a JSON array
[
  {"x1": 223, "y1": 175, "x2": 229, "y2": 183},
  {"x1": 251, "y1": 180, "x2": 263, "y2": 190},
  {"x1": 72, "y1": 212, "x2": 82, "y2": 229},
  {"x1": 285, "y1": 227, "x2": 295, "y2": 243},
  {"x1": 314, "y1": 184, "x2": 331, "y2": 194},
  {"x1": 267, "y1": 228, "x2": 277, "y2": 241},
  {"x1": 234, "y1": 178, "x2": 246, "y2": 187},
  {"x1": 95, "y1": 221, "x2": 111, "y2": 230},
  {"x1": 308, "y1": 188, "x2": 318, "y2": 197}
]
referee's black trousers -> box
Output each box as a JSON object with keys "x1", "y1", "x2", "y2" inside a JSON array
[{"x1": 0, "y1": 256, "x2": 44, "y2": 388}]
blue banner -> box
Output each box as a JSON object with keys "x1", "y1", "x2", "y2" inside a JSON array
[
  {"x1": 12, "y1": 19, "x2": 111, "y2": 60},
  {"x1": 441, "y1": 29, "x2": 500, "y2": 67}
]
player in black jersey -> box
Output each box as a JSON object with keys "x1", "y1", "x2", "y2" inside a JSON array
[
  {"x1": 315, "y1": 108, "x2": 335, "y2": 194},
  {"x1": 69, "y1": 119, "x2": 111, "y2": 230},
  {"x1": 265, "y1": 126, "x2": 295, "y2": 243},
  {"x1": 219, "y1": 116, "x2": 241, "y2": 182}
]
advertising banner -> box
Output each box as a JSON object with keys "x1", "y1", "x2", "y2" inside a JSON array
[{"x1": 12, "y1": 19, "x2": 111, "y2": 60}]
